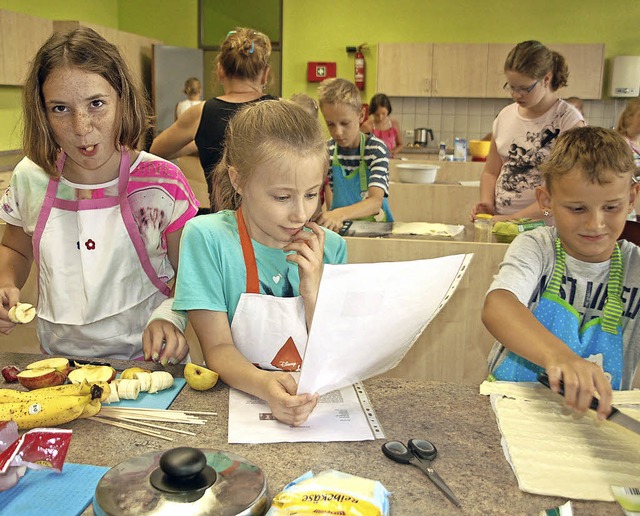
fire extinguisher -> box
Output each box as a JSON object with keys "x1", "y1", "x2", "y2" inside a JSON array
[{"x1": 354, "y1": 44, "x2": 367, "y2": 91}]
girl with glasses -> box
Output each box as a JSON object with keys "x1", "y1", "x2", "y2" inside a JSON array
[{"x1": 470, "y1": 40, "x2": 585, "y2": 224}]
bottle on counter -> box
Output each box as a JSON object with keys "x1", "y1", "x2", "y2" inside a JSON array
[
  {"x1": 474, "y1": 214, "x2": 494, "y2": 242},
  {"x1": 438, "y1": 141, "x2": 446, "y2": 161},
  {"x1": 453, "y1": 138, "x2": 467, "y2": 162}
]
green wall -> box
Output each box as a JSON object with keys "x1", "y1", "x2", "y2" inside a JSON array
[{"x1": 282, "y1": 0, "x2": 640, "y2": 102}]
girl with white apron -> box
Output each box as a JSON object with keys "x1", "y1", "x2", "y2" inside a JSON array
[
  {"x1": 32, "y1": 150, "x2": 170, "y2": 359},
  {"x1": 229, "y1": 207, "x2": 309, "y2": 371}
]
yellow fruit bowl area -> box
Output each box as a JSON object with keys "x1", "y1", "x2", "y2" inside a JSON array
[{"x1": 468, "y1": 140, "x2": 490, "y2": 159}]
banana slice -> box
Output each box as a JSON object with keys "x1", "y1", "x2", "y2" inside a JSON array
[
  {"x1": 8, "y1": 303, "x2": 37, "y2": 324},
  {"x1": 148, "y1": 371, "x2": 174, "y2": 394},
  {"x1": 116, "y1": 379, "x2": 141, "y2": 400},
  {"x1": 133, "y1": 371, "x2": 152, "y2": 392}
]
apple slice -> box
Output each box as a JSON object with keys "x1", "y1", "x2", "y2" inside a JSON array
[
  {"x1": 67, "y1": 365, "x2": 117, "y2": 384},
  {"x1": 1, "y1": 365, "x2": 21, "y2": 383},
  {"x1": 17, "y1": 368, "x2": 67, "y2": 390},
  {"x1": 26, "y1": 357, "x2": 71, "y2": 377}
]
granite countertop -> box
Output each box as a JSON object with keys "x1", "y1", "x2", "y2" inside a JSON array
[{"x1": 0, "y1": 352, "x2": 618, "y2": 515}]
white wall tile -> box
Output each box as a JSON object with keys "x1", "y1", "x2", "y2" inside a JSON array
[{"x1": 416, "y1": 97, "x2": 429, "y2": 114}]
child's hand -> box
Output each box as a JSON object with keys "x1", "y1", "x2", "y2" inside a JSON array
[
  {"x1": 0, "y1": 287, "x2": 21, "y2": 335},
  {"x1": 315, "y1": 210, "x2": 346, "y2": 233},
  {"x1": 545, "y1": 358, "x2": 613, "y2": 420},
  {"x1": 142, "y1": 319, "x2": 189, "y2": 366},
  {"x1": 262, "y1": 371, "x2": 319, "y2": 426},
  {"x1": 470, "y1": 202, "x2": 494, "y2": 222},
  {"x1": 284, "y1": 222, "x2": 325, "y2": 303}
]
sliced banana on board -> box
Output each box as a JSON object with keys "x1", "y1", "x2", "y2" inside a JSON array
[{"x1": 8, "y1": 303, "x2": 37, "y2": 324}]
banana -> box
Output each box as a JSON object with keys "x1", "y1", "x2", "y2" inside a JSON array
[
  {"x1": 77, "y1": 399, "x2": 102, "y2": 419},
  {"x1": 0, "y1": 393, "x2": 93, "y2": 430},
  {"x1": 8, "y1": 303, "x2": 37, "y2": 324},
  {"x1": 133, "y1": 371, "x2": 151, "y2": 392},
  {"x1": 117, "y1": 379, "x2": 140, "y2": 400},
  {"x1": 148, "y1": 371, "x2": 174, "y2": 394},
  {"x1": 0, "y1": 380, "x2": 110, "y2": 403}
]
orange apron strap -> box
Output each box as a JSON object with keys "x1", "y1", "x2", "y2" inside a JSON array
[{"x1": 237, "y1": 207, "x2": 260, "y2": 294}]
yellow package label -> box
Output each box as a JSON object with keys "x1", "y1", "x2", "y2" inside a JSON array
[{"x1": 271, "y1": 490, "x2": 382, "y2": 516}]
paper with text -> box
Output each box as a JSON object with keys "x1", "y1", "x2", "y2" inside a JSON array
[
  {"x1": 297, "y1": 254, "x2": 472, "y2": 395},
  {"x1": 228, "y1": 382, "x2": 376, "y2": 443}
]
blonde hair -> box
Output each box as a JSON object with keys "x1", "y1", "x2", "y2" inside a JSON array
[
  {"x1": 505, "y1": 40, "x2": 569, "y2": 92},
  {"x1": 540, "y1": 126, "x2": 634, "y2": 191},
  {"x1": 317, "y1": 78, "x2": 362, "y2": 112},
  {"x1": 290, "y1": 93, "x2": 318, "y2": 117},
  {"x1": 22, "y1": 27, "x2": 150, "y2": 176},
  {"x1": 212, "y1": 100, "x2": 328, "y2": 211},
  {"x1": 615, "y1": 98, "x2": 640, "y2": 138},
  {"x1": 183, "y1": 77, "x2": 202, "y2": 96},
  {"x1": 217, "y1": 27, "x2": 271, "y2": 82}
]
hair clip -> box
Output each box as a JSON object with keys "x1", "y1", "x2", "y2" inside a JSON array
[
  {"x1": 227, "y1": 30, "x2": 237, "y2": 37},
  {"x1": 249, "y1": 41, "x2": 255, "y2": 54}
]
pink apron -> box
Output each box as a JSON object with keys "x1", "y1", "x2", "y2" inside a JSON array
[
  {"x1": 32, "y1": 150, "x2": 170, "y2": 359},
  {"x1": 230, "y1": 207, "x2": 308, "y2": 371}
]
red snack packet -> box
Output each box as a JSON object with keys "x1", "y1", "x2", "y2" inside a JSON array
[{"x1": 0, "y1": 422, "x2": 72, "y2": 491}]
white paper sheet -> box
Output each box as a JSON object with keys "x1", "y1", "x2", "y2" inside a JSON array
[
  {"x1": 228, "y1": 382, "x2": 378, "y2": 443},
  {"x1": 297, "y1": 254, "x2": 472, "y2": 396}
]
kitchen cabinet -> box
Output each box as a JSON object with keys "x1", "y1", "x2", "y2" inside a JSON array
[
  {"x1": 0, "y1": 10, "x2": 53, "y2": 85},
  {"x1": 548, "y1": 43, "x2": 605, "y2": 99},
  {"x1": 431, "y1": 43, "x2": 489, "y2": 97},
  {"x1": 377, "y1": 42, "x2": 605, "y2": 99},
  {"x1": 377, "y1": 43, "x2": 433, "y2": 96}
]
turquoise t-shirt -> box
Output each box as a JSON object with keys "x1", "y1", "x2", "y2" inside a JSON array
[{"x1": 173, "y1": 210, "x2": 348, "y2": 324}]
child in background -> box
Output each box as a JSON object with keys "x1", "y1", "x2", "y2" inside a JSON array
[
  {"x1": 174, "y1": 100, "x2": 347, "y2": 425},
  {"x1": 0, "y1": 28, "x2": 199, "y2": 363},
  {"x1": 483, "y1": 127, "x2": 640, "y2": 419},
  {"x1": 316, "y1": 78, "x2": 393, "y2": 233},
  {"x1": 290, "y1": 93, "x2": 319, "y2": 118},
  {"x1": 175, "y1": 77, "x2": 203, "y2": 120},
  {"x1": 615, "y1": 97, "x2": 640, "y2": 171},
  {"x1": 360, "y1": 93, "x2": 403, "y2": 157}
]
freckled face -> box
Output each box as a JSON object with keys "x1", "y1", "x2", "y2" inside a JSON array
[{"x1": 42, "y1": 66, "x2": 121, "y2": 181}]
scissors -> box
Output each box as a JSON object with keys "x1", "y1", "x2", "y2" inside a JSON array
[{"x1": 382, "y1": 438, "x2": 461, "y2": 507}]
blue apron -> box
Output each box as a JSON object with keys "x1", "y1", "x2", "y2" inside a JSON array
[
  {"x1": 330, "y1": 133, "x2": 394, "y2": 222},
  {"x1": 492, "y1": 238, "x2": 624, "y2": 389}
]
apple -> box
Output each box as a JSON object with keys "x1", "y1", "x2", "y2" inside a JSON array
[
  {"x1": 67, "y1": 365, "x2": 117, "y2": 384},
  {"x1": 120, "y1": 366, "x2": 150, "y2": 380},
  {"x1": 17, "y1": 368, "x2": 67, "y2": 390},
  {"x1": 1, "y1": 365, "x2": 21, "y2": 383},
  {"x1": 25, "y1": 357, "x2": 71, "y2": 377},
  {"x1": 184, "y1": 363, "x2": 219, "y2": 391}
]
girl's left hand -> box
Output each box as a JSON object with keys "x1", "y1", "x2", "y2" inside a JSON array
[
  {"x1": 142, "y1": 320, "x2": 189, "y2": 366},
  {"x1": 284, "y1": 222, "x2": 325, "y2": 302}
]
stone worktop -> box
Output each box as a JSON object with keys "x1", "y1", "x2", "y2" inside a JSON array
[{"x1": 1, "y1": 352, "x2": 619, "y2": 515}]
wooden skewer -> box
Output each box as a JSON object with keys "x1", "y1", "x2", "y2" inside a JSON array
[
  {"x1": 89, "y1": 416, "x2": 174, "y2": 442},
  {"x1": 182, "y1": 410, "x2": 218, "y2": 416},
  {"x1": 118, "y1": 417, "x2": 196, "y2": 436}
]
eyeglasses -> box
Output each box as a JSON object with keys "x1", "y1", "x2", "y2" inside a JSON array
[{"x1": 503, "y1": 80, "x2": 539, "y2": 95}]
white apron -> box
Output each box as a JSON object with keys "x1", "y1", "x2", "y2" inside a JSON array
[
  {"x1": 230, "y1": 207, "x2": 308, "y2": 371},
  {"x1": 32, "y1": 150, "x2": 170, "y2": 359}
]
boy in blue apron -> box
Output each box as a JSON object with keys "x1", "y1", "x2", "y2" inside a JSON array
[
  {"x1": 315, "y1": 78, "x2": 393, "y2": 233},
  {"x1": 484, "y1": 127, "x2": 640, "y2": 420}
]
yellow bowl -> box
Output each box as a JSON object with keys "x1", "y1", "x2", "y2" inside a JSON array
[{"x1": 468, "y1": 140, "x2": 490, "y2": 159}]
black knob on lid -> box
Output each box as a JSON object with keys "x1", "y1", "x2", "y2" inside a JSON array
[{"x1": 150, "y1": 447, "x2": 217, "y2": 493}]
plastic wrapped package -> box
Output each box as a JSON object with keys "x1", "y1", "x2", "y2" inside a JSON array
[{"x1": 267, "y1": 469, "x2": 390, "y2": 516}]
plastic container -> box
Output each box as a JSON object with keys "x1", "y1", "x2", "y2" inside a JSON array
[
  {"x1": 474, "y1": 214, "x2": 494, "y2": 242},
  {"x1": 396, "y1": 163, "x2": 439, "y2": 184},
  {"x1": 453, "y1": 138, "x2": 467, "y2": 162}
]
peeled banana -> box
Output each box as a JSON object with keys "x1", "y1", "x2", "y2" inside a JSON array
[
  {"x1": 8, "y1": 303, "x2": 37, "y2": 324},
  {"x1": 149, "y1": 371, "x2": 174, "y2": 394},
  {"x1": 117, "y1": 379, "x2": 141, "y2": 400}
]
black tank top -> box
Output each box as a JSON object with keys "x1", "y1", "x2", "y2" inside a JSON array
[{"x1": 194, "y1": 95, "x2": 278, "y2": 194}]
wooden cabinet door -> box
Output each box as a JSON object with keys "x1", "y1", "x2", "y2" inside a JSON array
[
  {"x1": 431, "y1": 44, "x2": 489, "y2": 97},
  {"x1": 548, "y1": 43, "x2": 605, "y2": 99},
  {"x1": 486, "y1": 43, "x2": 514, "y2": 99},
  {"x1": 377, "y1": 43, "x2": 432, "y2": 96}
]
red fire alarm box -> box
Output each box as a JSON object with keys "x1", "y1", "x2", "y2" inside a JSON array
[{"x1": 307, "y1": 62, "x2": 336, "y2": 82}]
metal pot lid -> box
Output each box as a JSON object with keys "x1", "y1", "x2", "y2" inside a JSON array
[{"x1": 93, "y1": 447, "x2": 268, "y2": 516}]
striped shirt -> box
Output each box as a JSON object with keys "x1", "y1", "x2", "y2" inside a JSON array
[{"x1": 327, "y1": 133, "x2": 390, "y2": 195}]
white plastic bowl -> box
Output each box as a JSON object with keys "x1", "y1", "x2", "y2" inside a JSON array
[{"x1": 396, "y1": 163, "x2": 439, "y2": 184}]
